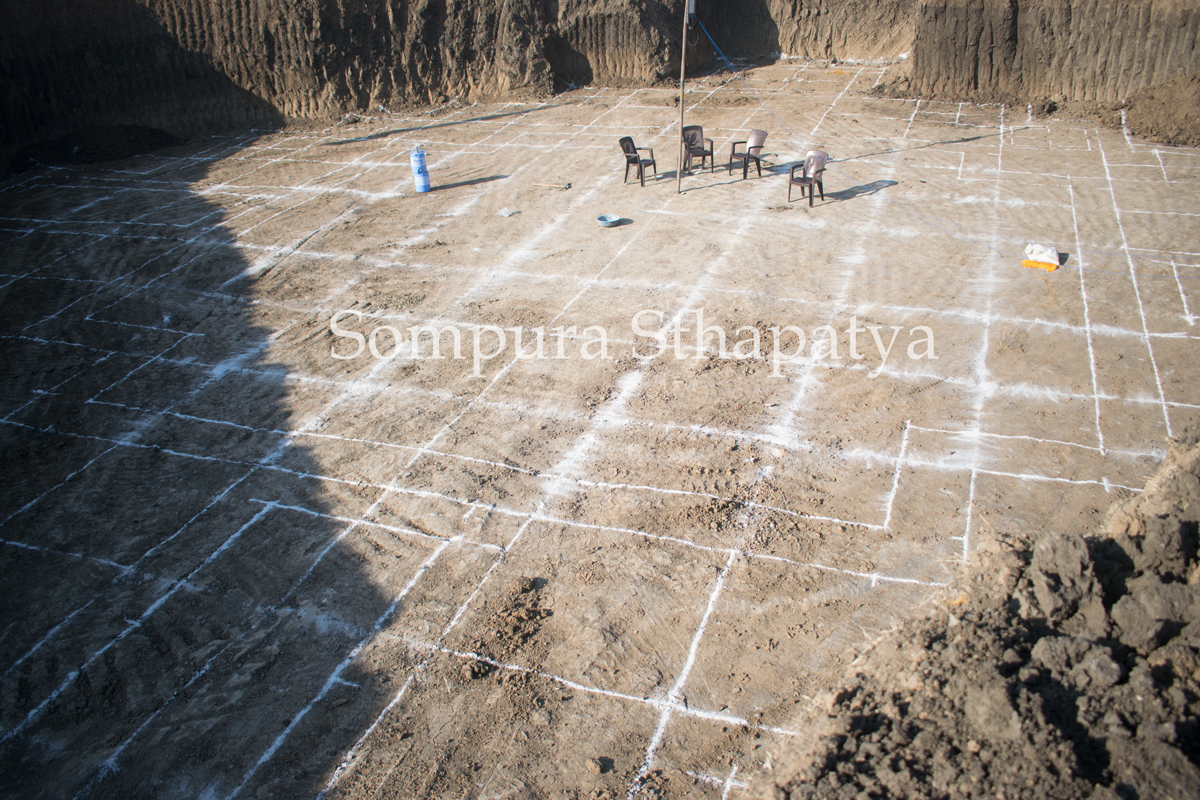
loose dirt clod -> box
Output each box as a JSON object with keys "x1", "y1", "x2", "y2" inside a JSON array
[{"x1": 759, "y1": 443, "x2": 1200, "y2": 799}]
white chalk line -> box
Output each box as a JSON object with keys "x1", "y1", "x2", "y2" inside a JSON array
[
  {"x1": 60, "y1": 323, "x2": 1165, "y2": 432},
  {"x1": 962, "y1": 469, "x2": 978, "y2": 562},
  {"x1": 244, "y1": 246, "x2": 1184, "y2": 345},
  {"x1": 314, "y1": 672, "x2": 416, "y2": 798},
  {"x1": 106, "y1": 149, "x2": 401, "y2": 311},
  {"x1": 310, "y1": 170, "x2": 775, "y2": 793},
  {"x1": 1154, "y1": 148, "x2": 1171, "y2": 183},
  {"x1": 20, "y1": 127, "x2": 404, "y2": 341},
  {"x1": 1172, "y1": 258, "x2": 1196, "y2": 326},
  {"x1": 847, "y1": 444, "x2": 1143, "y2": 493},
  {"x1": 903, "y1": 99, "x2": 921, "y2": 140},
  {"x1": 224, "y1": 538, "x2": 454, "y2": 800},
  {"x1": 749, "y1": 550, "x2": 944, "y2": 588},
  {"x1": 220, "y1": 111, "x2": 503, "y2": 283},
  {"x1": 627, "y1": 551, "x2": 736, "y2": 799},
  {"x1": 2, "y1": 347, "x2": 118, "y2": 424},
  {"x1": 13, "y1": 220, "x2": 1185, "y2": 353},
  {"x1": 205, "y1": 117, "x2": 419, "y2": 199},
  {"x1": 83, "y1": 335, "x2": 199, "y2": 408},
  {"x1": 8, "y1": 132, "x2": 373, "y2": 331},
  {"x1": 221, "y1": 205, "x2": 360, "y2": 288},
  {"x1": 403, "y1": 633, "x2": 806, "y2": 748},
  {"x1": 0, "y1": 502, "x2": 276, "y2": 745},
  {"x1": 0, "y1": 273, "x2": 107, "y2": 286},
  {"x1": 70, "y1": 640, "x2": 236, "y2": 800},
  {"x1": 18, "y1": 230, "x2": 227, "y2": 333},
  {"x1": 0, "y1": 443, "x2": 123, "y2": 528},
  {"x1": 1068, "y1": 183, "x2": 1108, "y2": 453},
  {"x1": 289, "y1": 98, "x2": 641, "y2": 465},
  {"x1": 0, "y1": 237, "x2": 103, "y2": 290},
  {"x1": 6, "y1": 335, "x2": 260, "y2": 532},
  {"x1": 0, "y1": 456, "x2": 259, "y2": 698},
  {"x1": 7, "y1": 159, "x2": 628, "y2": 762},
  {"x1": 0, "y1": 328, "x2": 1147, "y2": 585},
  {"x1": 386, "y1": 635, "x2": 798, "y2": 740},
  {"x1": 881, "y1": 420, "x2": 911, "y2": 530},
  {"x1": 22, "y1": 336, "x2": 440, "y2": 788},
  {"x1": 4, "y1": 123, "x2": 1056, "y2": 767},
  {"x1": 0, "y1": 537, "x2": 132, "y2": 573},
  {"x1": 960, "y1": 112, "x2": 1003, "y2": 562},
  {"x1": 252, "y1": 498, "x2": 504, "y2": 554},
  {"x1": 909, "y1": 424, "x2": 1106, "y2": 454},
  {"x1": 317, "y1": 383, "x2": 644, "y2": 797},
  {"x1": 235, "y1": 92, "x2": 673, "y2": 797},
  {"x1": 1097, "y1": 136, "x2": 1172, "y2": 438}
]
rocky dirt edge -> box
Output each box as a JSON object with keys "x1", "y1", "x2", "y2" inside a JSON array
[
  {"x1": 874, "y1": 62, "x2": 1200, "y2": 148},
  {"x1": 1119, "y1": 73, "x2": 1200, "y2": 148},
  {"x1": 754, "y1": 442, "x2": 1200, "y2": 799}
]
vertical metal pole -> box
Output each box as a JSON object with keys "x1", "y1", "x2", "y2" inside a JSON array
[{"x1": 676, "y1": 5, "x2": 689, "y2": 194}]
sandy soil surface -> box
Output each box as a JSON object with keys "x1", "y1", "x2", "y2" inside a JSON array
[{"x1": 1, "y1": 60, "x2": 1199, "y2": 798}]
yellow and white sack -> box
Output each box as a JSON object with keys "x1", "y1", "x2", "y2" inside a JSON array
[{"x1": 1022, "y1": 242, "x2": 1059, "y2": 272}]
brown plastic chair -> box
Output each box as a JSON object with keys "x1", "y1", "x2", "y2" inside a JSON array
[
  {"x1": 788, "y1": 150, "x2": 829, "y2": 205},
  {"x1": 620, "y1": 137, "x2": 656, "y2": 186},
  {"x1": 682, "y1": 125, "x2": 714, "y2": 173},
  {"x1": 728, "y1": 129, "x2": 767, "y2": 179}
]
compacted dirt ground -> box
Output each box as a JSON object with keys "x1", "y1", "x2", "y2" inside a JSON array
[{"x1": 1, "y1": 61, "x2": 1198, "y2": 798}]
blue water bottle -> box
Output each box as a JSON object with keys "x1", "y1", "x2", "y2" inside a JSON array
[{"x1": 410, "y1": 146, "x2": 431, "y2": 193}]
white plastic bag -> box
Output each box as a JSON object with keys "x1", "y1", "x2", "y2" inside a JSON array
[{"x1": 1024, "y1": 243, "x2": 1059, "y2": 265}]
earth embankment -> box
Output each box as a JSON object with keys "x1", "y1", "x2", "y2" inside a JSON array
[
  {"x1": 910, "y1": 0, "x2": 1200, "y2": 104},
  {"x1": 6, "y1": 0, "x2": 1199, "y2": 170}
]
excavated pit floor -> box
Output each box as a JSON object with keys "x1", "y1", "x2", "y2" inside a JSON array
[{"x1": 2, "y1": 61, "x2": 1199, "y2": 799}]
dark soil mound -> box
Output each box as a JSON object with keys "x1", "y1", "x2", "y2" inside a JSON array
[
  {"x1": 10, "y1": 125, "x2": 184, "y2": 172},
  {"x1": 759, "y1": 444, "x2": 1200, "y2": 799},
  {"x1": 1125, "y1": 73, "x2": 1200, "y2": 148}
]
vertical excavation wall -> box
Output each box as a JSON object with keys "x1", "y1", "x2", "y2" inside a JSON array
[
  {"x1": 1, "y1": 0, "x2": 564, "y2": 162},
  {"x1": 544, "y1": 1, "x2": 682, "y2": 87},
  {"x1": 704, "y1": 0, "x2": 917, "y2": 61},
  {"x1": 912, "y1": 0, "x2": 1200, "y2": 103},
  {"x1": 4, "y1": 0, "x2": 1197, "y2": 168},
  {"x1": 1, "y1": 0, "x2": 691, "y2": 164}
]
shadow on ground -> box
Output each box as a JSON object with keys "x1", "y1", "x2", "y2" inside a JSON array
[{"x1": 0, "y1": 136, "x2": 408, "y2": 798}]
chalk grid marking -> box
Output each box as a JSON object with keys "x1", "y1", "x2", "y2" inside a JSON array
[{"x1": 0, "y1": 67, "x2": 1195, "y2": 799}]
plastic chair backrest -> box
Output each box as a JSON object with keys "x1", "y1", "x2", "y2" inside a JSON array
[
  {"x1": 682, "y1": 125, "x2": 705, "y2": 150},
  {"x1": 748, "y1": 129, "x2": 768, "y2": 153},
  {"x1": 620, "y1": 137, "x2": 638, "y2": 162},
  {"x1": 805, "y1": 150, "x2": 829, "y2": 177}
]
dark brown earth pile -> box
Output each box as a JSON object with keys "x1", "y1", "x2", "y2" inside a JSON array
[
  {"x1": 758, "y1": 443, "x2": 1200, "y2": 800},
  {"x1": 1124, "y1": 73, "x2": 1200, "y2": 147}
]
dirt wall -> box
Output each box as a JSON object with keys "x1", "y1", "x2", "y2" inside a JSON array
[
  {"x1": 5, "y1": 1, "x2": 1198, "y2": 171},
  {"x1": 704, "y1": 0, "x2": 917, "y2": 61},
  {"x1": 0, "y1": 0, "x2": 557, "y2": 145},
  {"x1": 0, "y1": 0, "x2": 284, "y2": 164},
  {"x1": 0, "y1": 0, "x2": 691, "y2": 169},
  {"x1": 545, "y1": 1, "x2": 680, "y2": 88},
  {"x1": 911, "y1": 0, "x2": 1200, "y2": 104}
]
